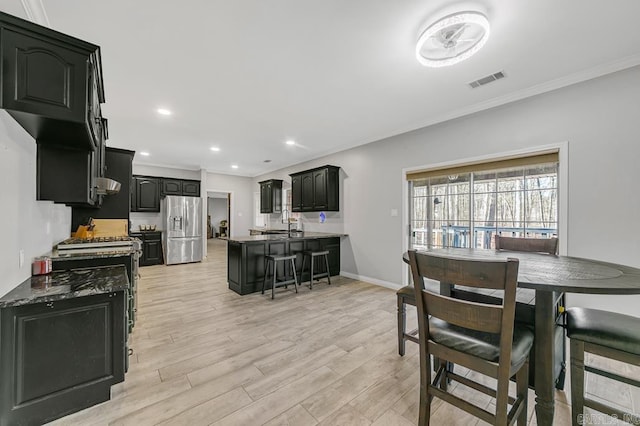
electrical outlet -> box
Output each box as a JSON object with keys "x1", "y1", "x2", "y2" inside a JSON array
[{"x1": 19, "y1": 249, "x2": 25, "y2": 268}]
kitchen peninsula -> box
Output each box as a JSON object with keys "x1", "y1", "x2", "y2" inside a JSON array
[{"x1": 227, "y1": 232, "x2": 346, "y2": 295}]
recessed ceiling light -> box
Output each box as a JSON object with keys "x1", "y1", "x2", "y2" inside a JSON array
[
  {"x1": 231, "y1": 164, "x2": 239, "y2": 169},
  {"x1": 140, "y1": 152, "x2": 150, "y2": 156},
  {"x1": 285, "y1": 140, "x2": 296, "y2": 146},
  {"x1": 210, "y1": 147, "x2": 220, "y2": 152},
  {"x1": 416, "y1": 11, "x2": 490, "y2": 68},
  {"x1": 156, "y1": 108, "x2": 172, "y2": 116},
  {"x1": 264, "y1": 159, "x2": 272, "y2": 163}
]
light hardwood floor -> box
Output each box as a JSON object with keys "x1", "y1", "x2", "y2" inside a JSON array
[{"x1": 49, "y1": 239, "x2": 639, "y2": 425}]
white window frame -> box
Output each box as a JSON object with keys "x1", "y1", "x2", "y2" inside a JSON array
[{"x1": 401, "y1": 142, "x2": 569, "y2": 286}]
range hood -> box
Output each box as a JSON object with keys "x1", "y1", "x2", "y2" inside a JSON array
[{"x1": 95, "y1": 177, "x2": 121, "y2": 195}]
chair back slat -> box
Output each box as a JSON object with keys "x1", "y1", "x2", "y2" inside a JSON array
[
  {"x1": 495, "y1": 235, "x2": 558, "y2": 255},
  {"x1": 412, "y1": 251, "x2": 514, "y2": 290},
  {"x1": 423, "y1": 291, "x2": 503, "y2": 333}
]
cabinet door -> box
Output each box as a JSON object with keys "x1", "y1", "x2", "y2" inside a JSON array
[
  {"x1": 0, "y1": 292, "x2": 125, "y2": 425},
  {"x1": 87, "y1": 59, "x2": 102, "y2": 150},
  {"x1": 291, "y1": 175, "x2": 302, "y2": 212},
  {"x1": 37, "y1": 145, "x2": 94, "y2": 205},
  {"x1": 260, "y1": 182, "x2": 272, "y2": 213},
  {"x1": 0, "y1": 27, "x2": 87, "y2": 123},
  {"x1": 162, "y1": 179, "x2": 182, "y2": 196},
  {"x1": 182, "y1": 181, "x2": 200, "y2": 196},
  {"x1": 135, "y1": 177, "x2": 160, "y2": 212},
  {"x1": 312, "y1": 169, "x2": 328, "y2": 210},
  {"x1": 144, "y1": 239, "x2": 163, "y2": 265},
  {"x1": 301, "y1": 173, "x2": 314, "y2": 211}
]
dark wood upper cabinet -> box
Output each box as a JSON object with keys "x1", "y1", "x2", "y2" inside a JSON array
[
  {"x1": 161, "y1": 179, "x2": 182, "y2": 196},
  {"x1": 291, "y1": 175, "x2": 303, "y2": 212},
  {"x1": 181, "y1": 180, "x2": 200, "y2": 196},
  {"x1": 133, "y1": 177, "x2": 160, "y2": 212},
  {"x1": 0, "y1": 11, "x2": 105, "y2": 150},
  {"x1": 259, "y1": 179, "x2": 282, "y2": 214},
  {"x1": 290, "y1": 166, "x2": 339, "y2": 212}
]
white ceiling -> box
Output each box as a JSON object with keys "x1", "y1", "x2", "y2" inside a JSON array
[{"x1": 11, "y1": 1, "x2": 640, "y2": 176}]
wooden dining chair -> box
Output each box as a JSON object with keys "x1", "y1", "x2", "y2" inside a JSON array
[
  {"x1": 495, "y1": 235, "x2": 558, "y2": 255},
  {"x1": 408, "y1": 250, "x2": 533, "y2": 426},
  {"x1": 566, "y1": 308, "x2": 640, "y2": 426}
]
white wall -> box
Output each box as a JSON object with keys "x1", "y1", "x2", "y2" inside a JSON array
[
  {"x1": 254, "y1": 66, "x2": 640, "y2": 316},
  {"x1": 0, "y1": 111, "x2": 71, "y2": 297},
  {"x1": 205, "y1": 172, "x2": 253, "y2": 238}
]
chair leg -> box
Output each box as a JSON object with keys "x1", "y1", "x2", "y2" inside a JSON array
[
  {"x1": 418, "y1": 352, "x2": 432, "y2": 426},
  {"x1": 324, "y1": 254, "x2": 331, "y2": 285},
  {"x1": 262, "y1": 259, "x2": 269, "y2": 295},
  {"x1": 516, "y1": 360, "x2": 529, "y2": 426},
  {"x1": 291, "y1": 259, "x2": 298, "y2": 293},
  {"x1": 495, "y1": 365, "x2": 510, "y2": 425},
  {"x1": 570, "y1": 339, "x2": 586, "y2": 426},
  {"x1": 397, "y1": 295, "x2": 406, "y2": 356}
]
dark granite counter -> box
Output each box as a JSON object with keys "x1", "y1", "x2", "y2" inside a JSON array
[
  {"x1": 0, "y1": 265, "x2": 129, "y2": 308},
  {"x1": 228, "y1": 231, "x2": 347, "y2": 243}
]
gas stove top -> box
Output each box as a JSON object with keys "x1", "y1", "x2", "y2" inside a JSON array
[{"x1": 58, "y1": 236, "x2": 138, "y2": 251}]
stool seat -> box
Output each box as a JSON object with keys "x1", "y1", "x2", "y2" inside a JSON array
[
  {"x1": 566, "y1": 307, "x2": 640, "y2": 355},
  {"x1": 266, "y1": 254, "x2": 297, "y2": 262},
  {"x1": 303, "y1": 250, "x2": 329, "y2": 256}
]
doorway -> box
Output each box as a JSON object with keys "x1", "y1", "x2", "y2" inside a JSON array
[{"x1": 207, "y1": 192, "x2": 230, "y2": 239}]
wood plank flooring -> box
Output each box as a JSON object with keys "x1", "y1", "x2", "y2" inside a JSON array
[{"x1": 48, "y1": 239, "x2": 638, "y2": 425}]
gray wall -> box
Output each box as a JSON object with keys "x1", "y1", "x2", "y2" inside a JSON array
[
  {"x1": 205, "y1": 172, "x2": 253, "y2": 238},
  {"x1": 254, "y1": 66, "x2": 640, "y2": 316},
  {"x1": 0, "y1": 112, "x2": 72, "y2": 297}
]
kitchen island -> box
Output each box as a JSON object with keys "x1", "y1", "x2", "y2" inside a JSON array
[
  {"x1": 227, "y1": 232, "x2": 346, "y2": 295},
  {"x1": 0, "y1": 266, "x2": 128, "y2": 425}
]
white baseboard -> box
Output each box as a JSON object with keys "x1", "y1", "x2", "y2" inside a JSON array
[{"x1": 339, "y1": 271, "x2": 402, "y2": 291}]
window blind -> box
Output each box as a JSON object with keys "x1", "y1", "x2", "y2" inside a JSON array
[{"x1": 406, "y1": 150, "x2": 559, "y2": 181}]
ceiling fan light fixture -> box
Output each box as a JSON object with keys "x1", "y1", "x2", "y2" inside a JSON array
[{"x1": 416, "y1": 11, "x2": 490, "y2": 68}]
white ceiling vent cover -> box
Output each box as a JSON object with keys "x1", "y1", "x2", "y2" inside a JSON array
[{"x1": 469, "y1": 71, "x2": 505, "y2": 88}]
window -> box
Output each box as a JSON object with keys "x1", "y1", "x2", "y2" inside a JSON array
[{"x1": 409, "y1": 154, "x2": 558, "y2": 250}]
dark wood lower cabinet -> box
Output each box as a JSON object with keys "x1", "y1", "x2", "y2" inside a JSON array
[
  {"x1": 227, "y1": 237, "x2": 340, "y2": 295},
  {"x1": 130, "y1": 232, "x2": 163, "y2": 266},
  {"x1": 0, "y1": 291, "x2": 126, "y2": 425}
]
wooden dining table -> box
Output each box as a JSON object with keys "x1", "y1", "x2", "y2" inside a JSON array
[{"x1": 403, "y1": 248, "x2": 640, "y2": 426}]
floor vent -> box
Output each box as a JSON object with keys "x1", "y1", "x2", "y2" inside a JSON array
[{"x1": 469, "y1": 71, "x2": 505, "y2": 88}]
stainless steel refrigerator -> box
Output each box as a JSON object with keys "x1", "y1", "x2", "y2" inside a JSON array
[{"x1": 162, "y1": 196, "x2": 203, "y2": 264}]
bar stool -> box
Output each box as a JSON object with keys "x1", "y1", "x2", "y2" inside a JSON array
[
  {"x1": 262, "y1": 254, "x2": 298, "y2": 299},
  {"x1": 566, "y1": 307, "x2": 640, "y2": 425},
  {"x1": 301, "y1": 250, "x2": 331, "y2": 289}
]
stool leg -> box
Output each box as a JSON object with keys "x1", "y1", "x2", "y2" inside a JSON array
[
  {"x1": 570, "y1": 339, "x2": 585, "y2": 426},
  {"x1": 262, "y1": 259, "x2": 269, "y2": 295},
  {"x1": 301, "y1": 255, "x2": 306, "y2": 286},
  {"x1": 272, "y1": 260, "x2": 277, "y2": 300},
  {"x1": 324, "y1": 254, "x2": 331, "y2": 285},
  {"x1": 310, "y1": 256, "x2": 314, "y2": 290},
  {"x1": 397, "y1": 295, "x2": 406, "y2": 356},
  {"x1": 291, "y1": 258, "x2": 298, "y2": 293}
]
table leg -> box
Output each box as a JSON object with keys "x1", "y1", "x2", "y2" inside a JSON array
[{"x1": 534, "y1": 290, "x2": 556, "y2": 425}]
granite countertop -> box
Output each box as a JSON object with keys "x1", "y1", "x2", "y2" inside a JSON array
[
  {"x1": 0, "y1": 265, "x2": 129, "y2": 308},
  {"x1": 228, "y1": 231, "x2": 347, "y2": 243}
]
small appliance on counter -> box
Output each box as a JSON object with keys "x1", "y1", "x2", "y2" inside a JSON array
[{"x1": 162, "y1": 196, "x2": 203, "y2": 264}]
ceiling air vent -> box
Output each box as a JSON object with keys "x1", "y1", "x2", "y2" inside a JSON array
[{"x1": 468, "y1": 71, "x2": 505, "y2": 88}]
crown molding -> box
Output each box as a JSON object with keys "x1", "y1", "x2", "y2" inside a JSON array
[{"x1": 20, "y1": 0, "x2": 50, "y2": 27}]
